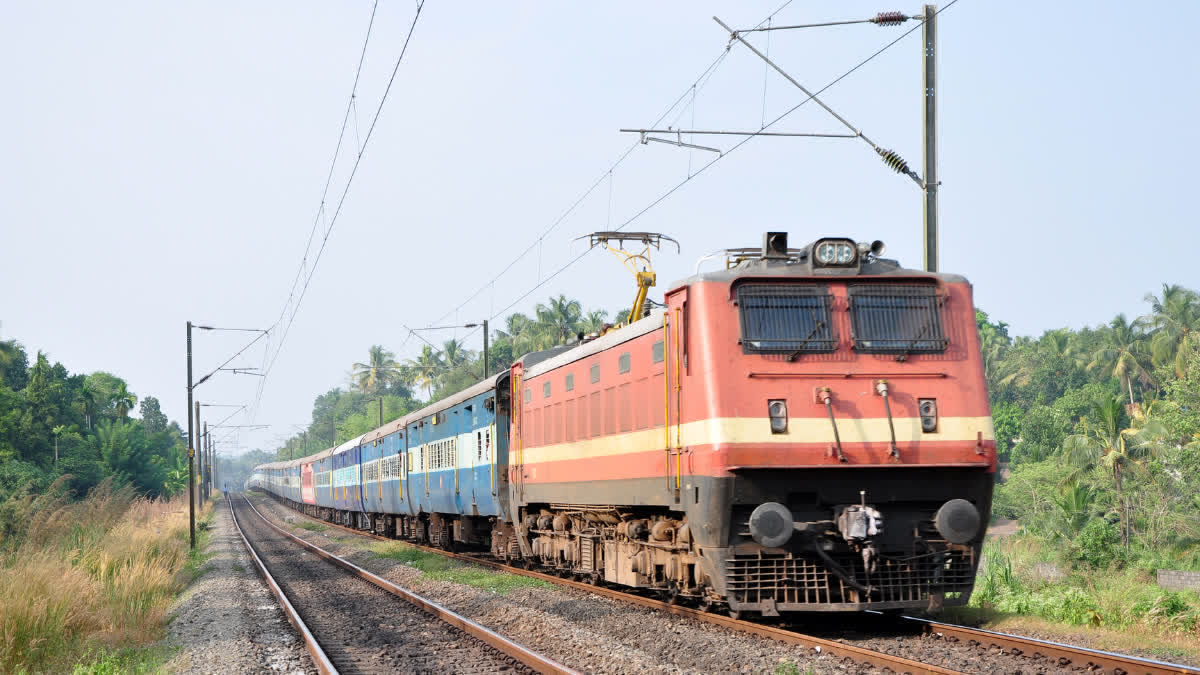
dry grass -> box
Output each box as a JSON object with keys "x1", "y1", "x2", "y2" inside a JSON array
[{"x1": 0, "y1": 478, "x2": 210, "y2": 672}]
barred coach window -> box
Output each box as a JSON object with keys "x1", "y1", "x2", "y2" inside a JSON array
[
  {"x1": 736, "y1": 284, "x2": 835, "y2": 354},
  {"x1": 848, "y1": 284, "x2": 948, "y2": 354}
]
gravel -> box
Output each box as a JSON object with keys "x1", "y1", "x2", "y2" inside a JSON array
[
  {"x1": 165, "y1": 498, "x2": 316, "y2": 674},
  {"x1": 256, "y1": 493, "x2": 1078, "y2": 674},
  {"x1": 233, "y1": 497, "x2": 538, "y2": 674}
]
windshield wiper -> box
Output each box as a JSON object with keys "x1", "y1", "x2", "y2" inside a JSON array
[
  {"x1": 897, "y1": 318, "x2": 934, "y2": 362},
  {"x1": 787, "y1": 318, "x2": 826, "y2": 362}
]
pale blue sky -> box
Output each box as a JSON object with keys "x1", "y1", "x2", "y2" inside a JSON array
[{"x1": 2, "y1": 2, "x2": 1197, "y2": 454}]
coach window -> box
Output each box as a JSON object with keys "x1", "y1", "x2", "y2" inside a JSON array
[
  {"x1": 652, "y1": 340, "x2": 664, "y2": 363},
  {"x1": 565, "y1": 373, "x2": 574, "y2": 392},
  {"x1": 524, "y1": 388, "x2": 531, "y2": 403},
  {"x1": 618, "y1": 352, "x2": 631, "y2": 374},
  {"x1": 590, "y1": 363, "x2": 600, "y2": 383},
  {"x1": 543, "y1": 381, "x2": 551, "y2": 398}
]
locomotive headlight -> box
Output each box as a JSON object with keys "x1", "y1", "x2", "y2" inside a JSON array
[
  {"x1": 919, "y1": 398, "x2": 938, "y2": 433},
  {"x1": 813, "y1": 239, "x2": 857, "y2": 267},
  {"x1": 768, "y1": 399, "x2": 788, "y2": 434}
]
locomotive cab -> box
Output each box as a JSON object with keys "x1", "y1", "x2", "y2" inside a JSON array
[{"x1": 666, "y1": 232, "x2": 996, "y2": 614}]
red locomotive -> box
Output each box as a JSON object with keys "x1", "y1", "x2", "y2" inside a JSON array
[
  {"x1": 254, "y1": 231, "x2": 995, "y2": 617},
  {"x1": 503, "y1": 231, "x2": 994, "y2": 615}
]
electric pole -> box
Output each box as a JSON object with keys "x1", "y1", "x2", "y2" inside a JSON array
[
  {"x1": 482, "y1": 319, "x2": 489, "y2": 378},
  {"x1": 922, "y1": 3, "x2": 938, "y2": 272},
  {"x1": 186, "y1": 322, "x2": 194, "y2": 549},
  {"x1": 194, "y1": 401, "x2": 202, "y2": 504}
]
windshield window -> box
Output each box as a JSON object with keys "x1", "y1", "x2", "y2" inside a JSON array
[
  {"x1": 848, "y1": 284, "x2": 947, "y2": 354},
  {"x1": 737, "y1": 284, "x2": 835, "y2": 354}
]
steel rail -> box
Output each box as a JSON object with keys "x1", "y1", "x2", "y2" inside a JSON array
[
  {"x1": 907, "y1": 616, "x2": 1199, "y2": 675},
  {"x1": 226, "y1": 495, "x2": 338, "y2": 675},
  {"x1": 254, "y1": 491, "x2": 1200, "y2": 675},
  {"x1": 249, "y1": 493, "x2": 955, "y2": 674},
  {"x1": 238, "y1": 495, "x2": 578, "y2": 675}
]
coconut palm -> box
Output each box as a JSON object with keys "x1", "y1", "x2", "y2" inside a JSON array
[
  {"x1": 581, "y1": 309, "x2": 609, "y2": 335},
  {"x1": 405, "y1": 345, "x2": 443, "y2": 399},
  {"x1": 535, "y1": 295, "x2": 583, "y2": 346},
  {"x1": 1144, "y1": 284, "x2": 1200, "y2": 378},
  {"x1": 352, "y1": 345, "x2": 399, "y2": 394},
  {"x1": 113, "y1": 381, "x2": 137, "y2": 419},
  {"x1": 1062, "y1": 394, "x2": 1165, "y2": 546},
  {"x1": 441, "y1": 339, "x2": 469, "y2": 368},
  {"x1": 1087, "y1": 315, "x2": 1154, "y2": 404},
  {"x1": 500, "y1": 312, "x2": 542, "y2": 356}
]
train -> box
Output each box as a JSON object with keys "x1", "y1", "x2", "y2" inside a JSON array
[{"x1": 250, "y1": 231, "x2": 996, "y2": 617}]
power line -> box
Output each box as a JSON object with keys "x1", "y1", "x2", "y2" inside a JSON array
[
  {"x1": 420, "y1": 0, "x2": 800, "y2": 333},
  {"x1": 267, "y1": 0, "x2": 382, "y2": 343},
  {"x1": 252, "y1": 1, "x2": 427, "y2": 421},
  {"x1": 478, "y1": 0, "x2": 964, "y2": 325}
]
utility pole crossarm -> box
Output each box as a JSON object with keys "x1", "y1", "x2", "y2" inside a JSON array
[{"x1": 713, "y1": 15, "x2": 924, "y2": 188}]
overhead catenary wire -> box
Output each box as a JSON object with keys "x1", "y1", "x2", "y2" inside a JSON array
[
  {"x1": 478, "y1": 0, "x2": 964, "y2": 326},
  {"x1": 267, "y1": 0, "x2": 382, "y2": 343},
  {"x1": 252, "y1": 1, "x2": 427, "y2": 422},
  {"x1": 419, "y1": 0, "x2": 801, "y2": 335}
]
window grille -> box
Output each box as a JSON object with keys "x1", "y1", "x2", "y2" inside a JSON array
[
  {"x1": 848, "y1": 284, "x2": 947, "y2": 354},
  {"x1": 736, "y1": 284, "x2": 835, "y2": 354}
]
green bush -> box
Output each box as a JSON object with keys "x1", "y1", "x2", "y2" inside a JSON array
[{"x1": 1070, "y1": 518, "x2": 1122, "y2": 569}]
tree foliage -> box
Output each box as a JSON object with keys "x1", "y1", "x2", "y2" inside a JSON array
[
  {"x1": 273, "y1": 294, "x2": 623, "y2": 460},
  {"x1": 0, "y1": 340, "x2": 187, "y2": 502},
  {"x1": 985, "y1": 283, "x2": 1200, "y2": 569}
]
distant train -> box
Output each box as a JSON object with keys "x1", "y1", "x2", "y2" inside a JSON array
[{"x1": 251, "y1": 232, "x2": 996, "y2": 617}]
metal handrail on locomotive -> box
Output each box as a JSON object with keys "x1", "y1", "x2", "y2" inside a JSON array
[{"x1": 253, "y1": 232, "x2": 995, "y2": 617}]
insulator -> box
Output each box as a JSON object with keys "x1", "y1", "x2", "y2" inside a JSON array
[
  {"x1": 876, "y1": 147, "x2": 910, "y2": 175},
  {"x1": 871, "y1": 11, "x2": 907, "y2": 26}
]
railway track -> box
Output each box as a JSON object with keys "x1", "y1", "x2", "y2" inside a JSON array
[
  {"x1": 251, "y1": 490, "x2": 1200, "y2": 675},
  {"x1": 229, "y1": 495, "x2": 577, "y2": 675}
]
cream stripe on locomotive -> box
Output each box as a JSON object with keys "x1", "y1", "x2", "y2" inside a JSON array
[{"x1": 521, "y1": 415, "x2": 995, "y2": 465}]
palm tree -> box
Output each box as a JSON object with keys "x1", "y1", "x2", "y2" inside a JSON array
[
  {"x1": 581, "y1": 309, "x2": 609, "y2": 335},
  {"x1": 113, "y1": 382, "x2": 137, "y2": 419},
  {"x1": 51, "y1": 424, "x2": 66, "y2": 465},
  {"x1": 500, "y1": 313, "x2": 542, "y2": 356},
  {"x1": 441, "y1": 339, "x2": 469, "y2": 368},
  {"x1": 1052, "y1": 483, "x2": 1097, "y2": 540},
  {"x1": 79, "y1": 380, "x2": 97, "y2": 430},
  {"x1": 1062, "y1": 394, "x2": 1165, "y2": 546},
  {"x1": 1087, "y1": 315, "x2": 1154, "y2": 404},
  {"x1": 535, "y1": 295, "x2": 583, "y2": 346},
  {"x1": 352, "y1": 345, "x2": 399, "y2": 394},
  {"x1": 1144, "y1": 284, "x2": 1200, "y2": 378},
  {"x1": 405, "y1": 345, "x2": 443, "y2": 399}
]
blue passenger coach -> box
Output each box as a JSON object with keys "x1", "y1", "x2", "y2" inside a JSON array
[{"x1": 254, "y1": 373, "x2": 511, "y2": 548}]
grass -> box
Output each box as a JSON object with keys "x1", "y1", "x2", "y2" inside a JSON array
[
  {"x1": 0, "y1": 478, "x2": 212, "y2": 673},
  {"x1": 368, "y1": 540, "x2": 550, "y2": 595},
  {"x1": 948, "y1": 534, "x2": 1200, "y2": 663},
  {"x1": 295, "y1": 520, "x2": 328, "y2": 532}
]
